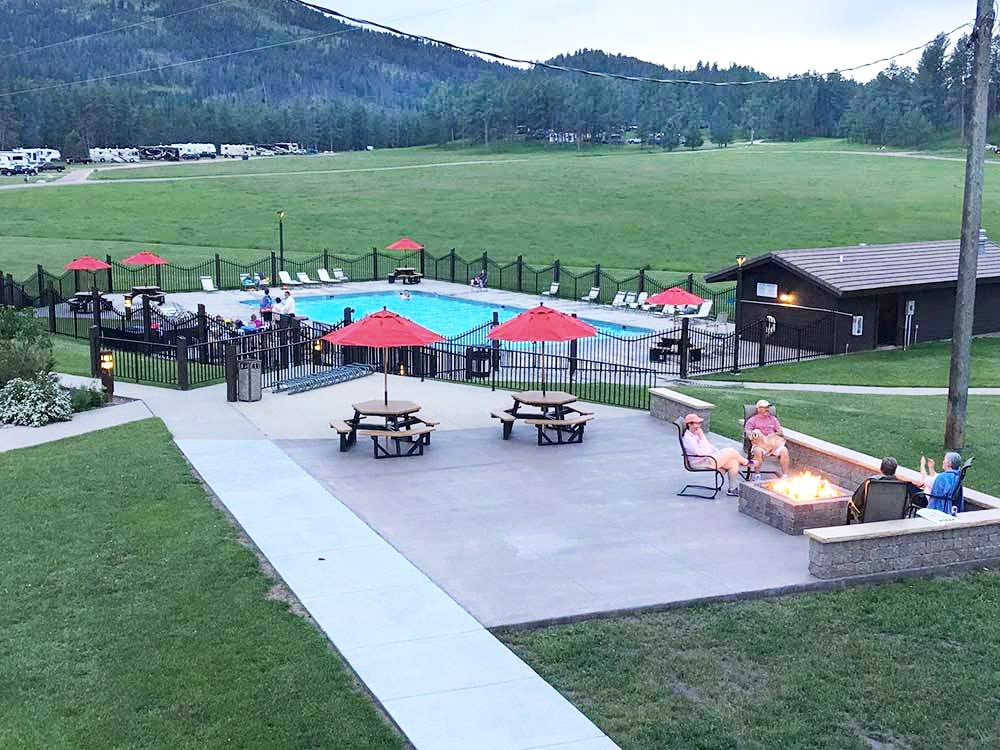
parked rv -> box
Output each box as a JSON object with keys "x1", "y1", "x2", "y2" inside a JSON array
[
  {"x1": 0, "y1": 151, "x2": 36, "y2": 175},
  {"x1": 89, "y1": 147, "x2": 140, "y2": 163},
  {"x1": 139, "y1": 146, "x2": 180, "y2": 161},
  {"x1": 221, "y1": 144, "x2": 257, "y2": 158},
  {"x1": 13, "y1": 147, "x2": 61, "y2": 164}
]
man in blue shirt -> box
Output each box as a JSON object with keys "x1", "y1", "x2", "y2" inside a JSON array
[{"x1": 928, "y1": 452, "x2": 964, "y2": 514}]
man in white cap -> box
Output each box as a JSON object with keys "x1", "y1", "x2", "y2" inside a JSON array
[{"x1": 744, "y1": 399, "x2": 790, "y2": 476}]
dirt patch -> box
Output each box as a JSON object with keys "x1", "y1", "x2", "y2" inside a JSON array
[
  {"x1": 848, "y1": 720, "x2": 913, "y2": 750},
  {"x1": 666, "y1": 676, "x2": 707, "y2": 704}
]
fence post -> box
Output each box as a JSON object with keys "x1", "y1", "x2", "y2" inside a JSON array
[
  {"x1": 224, "y1": 341, "x2": 238, "y2": 402},
  {"x1": 323, "y1": 249, "x2": 330, "y2": 272},
  {"x1": 89, "y1": 325, "x2": 100, "y2": 377},
  {"x1": 176, "y1": 336, "x2": 189, "y2": 390},
  {"x1": 106, "y1": 255, "x2": 114, "y2": 292},
  {"x1": 271, "y1": 252, "x2": 277, "y2": 283},
  {"x1": 371, "y1": 247, "x2": 378, "y2": 281},
  {"x1": 516, "y1": 255, "x2": 523, "y2": 292},
  {"x1": 731, "y1": 323, "x2": 741, "y2": 373},
  {"x1": 757, "y1": 320, "x2": 766, "y2": 368},
  {"x1": 91, "y1": 287, "x2": 103, "y2": 332},
  {"x1": 5, "y1": 273, "x2": 15, "y2": 306},
  {"x1": 141, "y1": 299, "x2": 152, "y2": 350},
  {"x1": 0, "y1": 270, "x2": 4, "y2": 305},
  {"x1": 593, "y1": 263, "x2": 600, "y2": 289},
  {"x1": 278, "y1": 316, "x2": 290, "y2": 371},
  {"x1": 420, "y1": 248, "x2": 426, "y2": 276},
  {"x1": 197, "y1": 304, "x2": 209, "y2": 364},
  {"x1": 36, "y1": 264, "x2": 45, "y2": 301},
  {"x1": 490, "y1": 311, "x2": 500, "y2": 391},
  {"x1": 569, "y1": 314, "x2": 578, "y2": 379},
  {"x1": 797, "y1": 328, "x2": 803, "y2": 362},
  {"x1": 449, "y1": 248, "x2": 456, "y2": 283},
  {"x1": 639, "y1": 267, "x2": 646, "y2": 293},
  {"x1": 679, "y1": 316, "x2": 690, "y2": 379},
  {"x1": 290, "y1": 317, "x2": 303, "y2": 367},
  {"x1": 686, "y1": 273, "x2": 694, "y2": 293},
  {"x1": 553, "y1": 259, "x2": 561, "y2": 283},
  {"x1": 214, "y1": 254, "x2": 222, "y2": 289},
  {"x1": 47, "y1": 282, "x2": 56, "y2": 333}
]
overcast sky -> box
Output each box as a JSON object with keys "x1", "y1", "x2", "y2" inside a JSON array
[{"x1": 312, "y1": 0, "x2": 974, "y2": 81}]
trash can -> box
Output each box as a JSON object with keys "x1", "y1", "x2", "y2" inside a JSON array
[
  {"x1": 237, "y1": 359, "x2": 262, "y2": 402},
  {"x1": 465, "y1": 347, "x2": 491, "y2": 379}
]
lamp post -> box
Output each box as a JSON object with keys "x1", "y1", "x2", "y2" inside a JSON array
[
  {"x1": 98, "y1": 350, "x2": 115, "y2": 403},
  {"x1": 732, "y1": 255, "x2": 747, "y2": 374},
  {"x1": 277, "y1": 210, "x2": 286, "y2": 271}
]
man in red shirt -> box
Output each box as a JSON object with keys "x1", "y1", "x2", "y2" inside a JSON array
[{"x1": 744, "y1": 399, "x2": 790, "y2": 476}]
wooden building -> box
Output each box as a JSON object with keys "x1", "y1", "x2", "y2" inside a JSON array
[{"x1": 705, "y1": 237, "x2": 1000, "y2": 352}]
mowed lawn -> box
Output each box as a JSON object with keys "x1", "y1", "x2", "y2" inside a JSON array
[
  {"x1": 0, "y1": 139, "x2": 994, "y2": 277},
  {"x1": 700, "y1": 337, "x2": 1000, "y2": 387},
  {"x1": 0, "y1": 420, "x2": 403, "y2": 749}
]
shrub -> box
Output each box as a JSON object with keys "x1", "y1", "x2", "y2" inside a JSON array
[
  {"x1": 0, "y1": 373, "x2": 73, "y2": 427},
  {"x1": 69, "y1": 385, "x2": 105, "y2": 413},
  {"x1": 0, "y1": 307, "x2": 54, "y2": 386}
]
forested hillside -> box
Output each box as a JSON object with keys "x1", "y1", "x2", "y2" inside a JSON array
[{"x1": 0, "y1": 1, "x2": 995, "y2": 153}]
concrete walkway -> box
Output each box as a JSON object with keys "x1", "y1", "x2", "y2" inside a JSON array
[
  {"x1": 0, "y1": 399, "x2": 154, "y2": 452},
  {"x1": 178, "y1": 438, "x2": 617, "y2": 750},
  {"x1": 685, "y1": 379, "x2": 1000, "y2": 396}
]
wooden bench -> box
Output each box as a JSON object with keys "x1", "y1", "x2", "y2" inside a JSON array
[
  {"x1": 330, "y1": 419, "x2": 356, "y2": 452},
  {"x1": 524, "y1": 414, "x2": 593, "y2": 446},
  {"x1": 357, "y1": 425, "x2": 436, "y2": 458},
  {"x1": 491, "y1": 410, "x2": 517, "y2": 439}
]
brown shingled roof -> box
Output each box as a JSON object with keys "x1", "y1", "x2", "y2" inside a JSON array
[{"x1": 705, "y1": 238, "x2": 1000, "y2": 295}]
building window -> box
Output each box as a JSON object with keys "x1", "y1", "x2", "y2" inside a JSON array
[
  {"x1": 756, "y1": 282, "x2": 777, "y2": 298},
  {"x1": 852, "y1": 315, "x2": 864, "y2": 336}
]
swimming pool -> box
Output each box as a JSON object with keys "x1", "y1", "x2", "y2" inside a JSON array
[{"x1": 246, "y1": 291, "x2": 652, "y2": 338}]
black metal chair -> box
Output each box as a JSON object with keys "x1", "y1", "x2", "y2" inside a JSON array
[
  {"x1": 847, "y1": 479, "x2": 912, "y2": 524},
  {"x1": 742, "y1": 403, "x2": 782, "y2": 479},
  {"x1": 674, "y1": 417, "x2": 725, "y2": 499}
]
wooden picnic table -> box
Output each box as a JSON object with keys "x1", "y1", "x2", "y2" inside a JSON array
[
  {"x1": 330, "y1": 399, "x2": 437, "y2": 457},
  {"x1": 491, "y1": 390, "x2": 594, "y2": 445}
]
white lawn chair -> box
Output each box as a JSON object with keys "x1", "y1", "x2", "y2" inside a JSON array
[
  {"x1": 541, "y1": 282, "x2": 560, "y2": 297},
  {"x1": 610, "y1": 290, "x2": 627, "y2": 307},
  {"x1": 277, "y1": 270, "x2": 302, "y2": 286},
  {"x1": 622, "y1": 291, "x2": 637, "y2": 307},
  {"x1": 200, "y1": 275, "x2": 218, "y2": 293},
  {"x1": 710, "y1": 309, "x2": 729, "y2": 331},
  {"x1": 316, "y1": 268, "x2": 343, "y2": 285},
  {"x1": 628, "y1": 291, "x2": 648, "y2": 309},
  {"x1": 296, "y1": 271, "x2": 320, "y2": 286},
  {"x1": 332, "y1": 268, "x2": 350, "y2": 282},
  {"x1": 580, "y1": 287, "x2": 600, "y2": 303}
]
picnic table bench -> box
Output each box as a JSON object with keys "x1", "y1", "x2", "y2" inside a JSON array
[
  {"x1": 358, "y1": 425, "x2": 436, "y2": 458},
  {"x1": 388, "y1": 267, "x2": 423, "y2": 285},
  {"x1": 331, "y1": 399, "x2": 437, "y2": 457},
  {"x1": 491, "y1": 390, "x2": 594, "y2": 444}
]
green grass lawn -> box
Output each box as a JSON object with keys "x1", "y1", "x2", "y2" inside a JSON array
[
  {"x1": 500, "y1": 569, "x2": 1000, "y2": 750},
  {"x1": 0, "y1": 420, "x2": 404, "y2": 749},
  {"x1": 699, "y1": 337, "x2": 1000, "y2": 387},
  {"x1": 0, "y1": 139, "x2": 993, "y2": 277},
  {"x1": 677, "y1": 386, "x2": 1000, "y2": 496},
  {"x1": 50, "y1": 333, "x2": 94, "y2": 377}
]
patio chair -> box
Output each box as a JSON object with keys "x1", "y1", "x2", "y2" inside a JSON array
[
  {"x1": 622, "y1": 291, "x2": 637, "y2": 307},
  {"x1": 580, "y1": 287, "x2": 600, "y2": 303},
  {"x1": 332, "y1": 268, "x2": 350, "y2": 282},
  {"x1": 709, "y1": 309, "x2": 729, "y2": 331},
  {"x1": 541, "y1": 281, "x2": 560, "y2": 298},
  {"x1": 916, "y1": 457, "x2": 974, "y2": 514},
  {"x1": 847, "y1": 479, "x2": 913, "y2": 524},
  {"x1": 316, "y1": 268, "x2": 343, "y2": 284},
  {"x1": 674, "y1": 417, "x2": 725, "y2": 499},
  {"x1": 200, "y1": 275, "x2": 218, "y2": 293},
  {"x1": 296, "y1": 271, "x2": 321, "y2": 286},
  {"x1": 240, "y1": 273, "x2": 257, "y2": 290},
  {"x1": 277, "y1": 270, "x2": 302, "y2": 286},
  {"x1": 741, "y1": 403, "x2": 782, "y2": 479},
  {"x1": 610, "y1": 290, "x2": 627, "y2": 307},
  {"x1": 629, "y1": 291, "x2": 648, "y2": 309}
]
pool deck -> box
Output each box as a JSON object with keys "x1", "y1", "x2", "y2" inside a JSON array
[{"x1": 98, "y1": 278, "x2": 729, "y2": 334}]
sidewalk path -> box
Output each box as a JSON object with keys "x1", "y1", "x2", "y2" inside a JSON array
[
  {"x1": 0, "y1": 400, "x2": 154, "y2": 453},
  {"x1": 684, "y1": 379, "x2": 1000, "y2": 396},
  {"x1": 178, "y1": 439, "x2": 617, "y2": 750}
]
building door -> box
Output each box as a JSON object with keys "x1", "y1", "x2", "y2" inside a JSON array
[{"x1": 877, "y1": 294, "x2": 899, "y2": 346}]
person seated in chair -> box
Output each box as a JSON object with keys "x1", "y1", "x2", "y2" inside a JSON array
[
  {"x1": 744, "y1": 399, "x2": 790, "y2": 476},
  {"x1": 926, "y1": 451, "x2": 965, "y2": 514},
  {"x1": 848, "y1": 456, "x2": 924, "y2": 522},
  {"x1": 681, "y1": 413, "x2": 749, "y2": 497},
  {"x1": 470, "y1": 271, "x2": 487, "y2": 289}
]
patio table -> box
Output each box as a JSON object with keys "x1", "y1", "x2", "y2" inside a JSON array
[{"x1": 492, "y1": 390, "x2": 593, "y2": 444}]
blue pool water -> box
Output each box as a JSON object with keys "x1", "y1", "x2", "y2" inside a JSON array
[{"x1": 245, "y1": 291, "x2": 651, "y2": 338}]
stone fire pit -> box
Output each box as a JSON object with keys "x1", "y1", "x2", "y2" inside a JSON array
[{"x1": 739, "y1": 471, "x2": 851, "y2": 535}]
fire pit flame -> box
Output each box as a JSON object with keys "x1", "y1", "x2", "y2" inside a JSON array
[{"x1": 765, "y1": 471, "x2": 841, "y2": 503}]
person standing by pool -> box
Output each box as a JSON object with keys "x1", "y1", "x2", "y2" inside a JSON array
[
  {"x1": 283, "y1": 289, "x2": 296, "y2": 317},
  {"x1": 260, "y1": 288, "x2": 274, "y2": 324}
]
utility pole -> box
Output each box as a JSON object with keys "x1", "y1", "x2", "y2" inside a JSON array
[{"x1": 945, "y1": 0, "x2": 995, "y2": 450}]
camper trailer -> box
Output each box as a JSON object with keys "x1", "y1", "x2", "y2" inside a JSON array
[
  {"x1": 88, "y1": 147, "x2": 140, "y2": 163},
  {"x1": 13, "y1": 147, "x2": 61, "y2": 164},
  {"x1": 139, "y1": 146, "x2": 180, "y2": 161},
  {"x1": 0, "y1": 151, "x2": 35, "y2": 175},
  {"x1": 272, "y1": 142, "x2": 304, "y2": 155},
  {"x1": 221, "y1": 144, "x2": 256, "y2": 158},
  {"x1": 170, "y1": 143, "x2": 217, "y2": 159}
]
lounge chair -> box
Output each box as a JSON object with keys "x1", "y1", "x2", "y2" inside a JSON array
[
  {"x1": 709, "y1": 309, "x2": 729, "y2": 331},
  {"x1": 847, "y1": 479, "x2": 913, "y2": 524},
  {"x1": 277, "y1": 270, "x2": 302, "y2": 286},
  {"x1": 317, "y1": 268, "x2": 343, "y2": 285},
  {"x1": 610, "y1": 290, "x2": 627, "y2": 307},
  {"x1": 629, "y1": 291, "x2": 648, "y2": 309},
  {"x1": 541, "y1": 282, "x2": 559, "y2": 298},
  {"x1": 240, "y1": 273, "x2": 257, "y2": 290},
  {"x1": 622, "y1": 291, "x2": 637, "y2": 307},
  {"x1": 741, "y1": 403, "x2": 782, "y2": 479},
  {"x1": 296, "y1": 271, "x2": 320, "y2": 286},
  {"x1": 674, "y1": 416, "x2": 725, "y2": 499},
  {"x1": 580, "y1": 287, "x2": 599, "y2": 303},
  {"x1": 200, "y1": 275, "x2": 218, "y2": 293},
  {"x1": 332, "y1": 268, "x2": 350, "y2": 282}
]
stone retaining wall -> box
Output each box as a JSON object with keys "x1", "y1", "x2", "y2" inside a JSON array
[{"x1": 649, "y1": 388, "x2": 714, "y2": 431}]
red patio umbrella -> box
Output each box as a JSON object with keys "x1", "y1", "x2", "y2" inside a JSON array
[
  {"x1": 645, "y1": 287, "x2": 705, "y2": 309},
  {"x1": 122, "y1": 251, "x2": 169, "y2": 266},
  {"x1": 321, "y1": 308, "x2": 445, "y2": 404},
  {"x1": 64, "y1": 256, "x2": 111, "y2": 272},
  {"x1": 385, "y1": 237, "x2": 424, "y2": 251},
  {"x1": 488, "y1": 305, "x2": 597, "y2": 394}
]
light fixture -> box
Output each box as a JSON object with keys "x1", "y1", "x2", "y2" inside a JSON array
[
  {"x1": 779, "y1": 293, "x2": 796, "y2": 304},
  {"x1": 99, "y1": 350, "x2": 115, "y2": 372},
  {"x1": 313, "y1": 339, "x2": 322, "y2": 352},
  {"x1": 98, "y1": 350, "x2": 115, "y2": 402},
  {"x1": 736, "y1": 255, "x2": 747, "y2": 267},
  {"x1": 123, "y1": 295, "x2": 133, "y2": 311}
]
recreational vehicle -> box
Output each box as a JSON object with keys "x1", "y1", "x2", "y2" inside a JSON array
[
  {"x1": 13, "y1": 147, "x2": 61, "y2": 164},
  {"x1": 221, "y1": 144, "x2": 256, "y2": 158},
  {"x1": 89, "y1": 147, "x2": 140, "y2": 163},
  {"x1": 139, "y1": 146, "x2": 180, "y2": 161}
]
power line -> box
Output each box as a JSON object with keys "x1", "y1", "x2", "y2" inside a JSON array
[
  {"x1": 0, "y1": 0, "x2": 492, "y2": 98},
  {"x1": 290, "y1": 0, "x2": 973, "y2": 87},
  {"x1": 0, "y1": 0, "x2": 238, "y2": 60}
]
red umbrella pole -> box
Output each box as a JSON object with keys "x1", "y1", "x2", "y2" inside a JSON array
[
  {"x1": 541, "y1": 340, "x2": 546, "y2": 395},
  {"x1": 383, "y1": 347, "x2": 389, "y2": 405}
]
